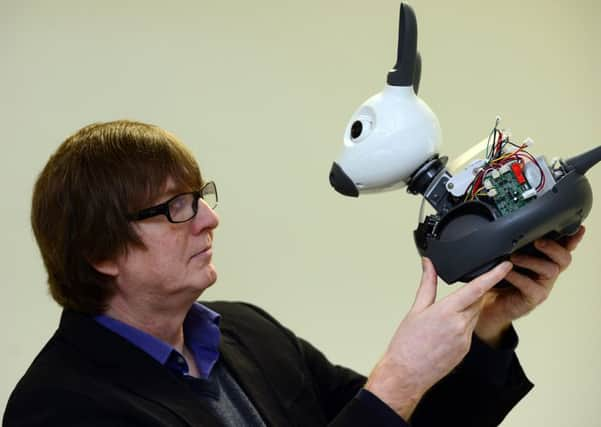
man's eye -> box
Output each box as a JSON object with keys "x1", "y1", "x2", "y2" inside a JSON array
[{"x1": 170, "y1": 196, "x2": 187, "y2": 213}]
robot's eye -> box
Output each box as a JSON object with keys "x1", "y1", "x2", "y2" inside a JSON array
[
  {"x1": 351, "y1": 121, "x2": 363, "y2": 139},
  {"x1": 349, "y1": 117, "x2": 372, "y2": 142}
]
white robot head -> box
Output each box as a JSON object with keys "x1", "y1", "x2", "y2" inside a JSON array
[{"x1": 329, "y1": 3, "x2": 442, "y2": 197}]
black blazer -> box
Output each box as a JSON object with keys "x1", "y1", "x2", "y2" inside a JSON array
[{"x1": 4, "y1": 302, "x2": 533, "y2": 426}]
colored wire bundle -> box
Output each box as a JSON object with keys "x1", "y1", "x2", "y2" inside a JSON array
[{"x1": 465, "y1": 122, "x2": 545, "y2": 201}]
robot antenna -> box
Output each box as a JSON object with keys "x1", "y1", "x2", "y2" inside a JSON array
[{"x1": 386, "y1": 3, "x2": 418, "y2": 89}]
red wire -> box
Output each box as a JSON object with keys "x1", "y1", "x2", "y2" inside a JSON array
[
  {"x1": 494, "y1": 131, "x2": 504, "y2": 157},
  {"x1": 516, "y1": 153, "x2": 545, "y2": 191},
  {"x1": 471, "y1": 138, "x2": 545, "y2": 198},
  {"x1": 471, "y1": 167, "x2": 492, "y2": 197}
]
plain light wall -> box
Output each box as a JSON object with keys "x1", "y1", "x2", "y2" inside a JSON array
[{"x1": 1, "y1": 0, "x2": 599, "y2": 425}]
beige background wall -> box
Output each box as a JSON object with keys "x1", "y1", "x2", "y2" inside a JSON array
[{"x1": 1, "y1": 0, "x2": 599, "y2": 425}]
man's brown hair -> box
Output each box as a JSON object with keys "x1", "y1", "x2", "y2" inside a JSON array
[{"x1": 31, "y1": 120, "x2": 203, "y2": 314}]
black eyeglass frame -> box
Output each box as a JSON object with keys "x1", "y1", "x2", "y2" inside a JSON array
[{"x1": 127, "y1": 181, "x2": 218, "y2": 224}]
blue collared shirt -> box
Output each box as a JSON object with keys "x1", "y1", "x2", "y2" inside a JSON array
[{"x1": 95, "y1": 302, "x2": 221, "y2": 378}]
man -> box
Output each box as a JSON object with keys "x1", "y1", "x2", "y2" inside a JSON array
[{"x1": 4, "y1": 120, "x2": 585, "y2": 426}]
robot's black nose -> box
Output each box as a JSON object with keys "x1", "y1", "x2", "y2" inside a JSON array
[{"x1": 329, "y1": 162, "x2": 359, "y2": 197}]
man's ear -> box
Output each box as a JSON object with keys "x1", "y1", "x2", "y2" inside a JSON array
[{"x1": 91, "y1": 258, "x2": 120, "y2": 277}]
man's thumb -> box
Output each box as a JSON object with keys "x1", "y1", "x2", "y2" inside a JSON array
[{"x1": 412, "y1": 258, "x2": 438, "y2": 312}]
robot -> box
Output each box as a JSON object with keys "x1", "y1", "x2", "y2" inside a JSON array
[{"x1": 329, "y1": 3, "x2": 600, "y2": 285}]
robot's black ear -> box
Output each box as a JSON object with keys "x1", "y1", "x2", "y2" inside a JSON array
[
  {"x1": 413, "y1": 51, "x2": 421, "y2": 95},
  {"x1": 387, "y1": 2, "x2": 418, "y2": 87}
]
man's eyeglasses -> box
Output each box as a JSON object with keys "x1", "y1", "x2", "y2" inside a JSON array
[{"x1": 127, "y1": 181, "x2": 218, "y2": 224}]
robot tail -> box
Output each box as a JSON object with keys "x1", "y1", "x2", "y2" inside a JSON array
[{"x1": 565, "y1": 145, "x2": 601, "y2": 175}]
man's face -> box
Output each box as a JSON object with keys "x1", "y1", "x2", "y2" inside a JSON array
[{"x1": 105, "y1": 179, "x2": 220, "y2": 309}]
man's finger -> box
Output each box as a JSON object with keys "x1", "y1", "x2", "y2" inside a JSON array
[
  {"x1": 411, "y1": 258, "x2": 438, "y2": 312},
  {"x1": 564, "y1": 225, "x2": 586, "y2": 252},
  {"x1": 504, "y1": 270, "x2": 549, "y2": 306},
  {"x1": 510, "y1": 253, "x2": 559, "y2": 280},
  {"x1": 466, "y1": 304, "x2": 483, "y2": 332},
  {"x1": 446, "y1": 261, "x2": 513, "y2": 310},
  {"x1": 533, "y1": 239, "x2": 572, "y2": 272}
]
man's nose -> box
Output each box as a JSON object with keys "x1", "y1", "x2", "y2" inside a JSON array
[{"x1": 191, "y1": 200, "x2": 220, "y2": 233}]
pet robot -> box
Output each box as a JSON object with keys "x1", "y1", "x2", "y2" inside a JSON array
[{"x1": 329, "y1": 2, "x2": 600, "y2": 285}]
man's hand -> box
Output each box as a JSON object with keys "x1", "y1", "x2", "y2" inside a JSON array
[
  {"x1": 475, "y1": 226, "x2": 586, "y2": 347},
  {"x1": 365, "y1": 259, "x2": 513, "y2": 421}
]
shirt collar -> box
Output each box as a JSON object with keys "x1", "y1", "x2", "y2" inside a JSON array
[{"x1": 94, "y1": 302, "x2": 221, "y2": 377}]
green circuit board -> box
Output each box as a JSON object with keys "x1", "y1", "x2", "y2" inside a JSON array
[{"x1": 489, "y1": 170, "x2": 533, "y2": 216}]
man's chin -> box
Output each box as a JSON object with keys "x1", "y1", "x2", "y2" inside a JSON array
[
  {"x1": 198, "y1": 264, "x2": 218, "y2": 291},
  {"x1": 206, "y1": 266, "x2": 218, "y2": 287}
]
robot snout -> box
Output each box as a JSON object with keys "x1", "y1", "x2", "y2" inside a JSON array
[{"x1": 329, "y1": 162, "x2": 359, "y2": 197}]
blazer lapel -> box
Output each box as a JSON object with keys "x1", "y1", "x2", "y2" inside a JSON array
[{"x1": 219, "y1": 333, "x2": 290, "y2": 427}]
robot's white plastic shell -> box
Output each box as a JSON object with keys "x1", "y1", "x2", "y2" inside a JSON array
[{"x1": 336, "y1": 85, "x2": 442, "y2": 193}]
